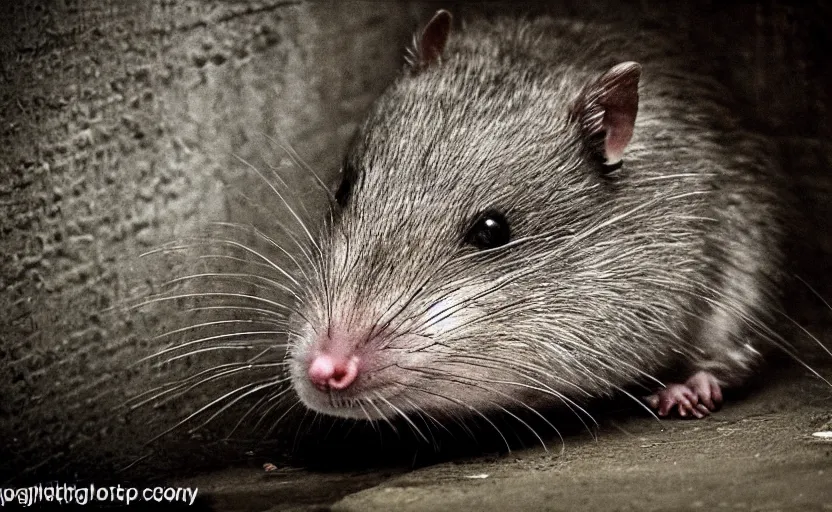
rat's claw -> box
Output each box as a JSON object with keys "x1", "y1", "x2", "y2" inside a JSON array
[
  {"x1": 647, "y1": 383, "x2": 698, "y2": 417},
  {"x1": 687, "y1": 370, "x2": 723, "y2": 410},
  {"x1": 644, "y1": 370, "x2": 723, "y2": 419}
]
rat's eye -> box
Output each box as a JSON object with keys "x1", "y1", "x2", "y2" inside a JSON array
[
  {"x1": 335, "y1": 175, "x2": 352, "y2": 207},
  {"x1": 335, "y1": 163, "x2": 357, "y2": 208},
  {"x1": 464, "y1": 209, "x2": 511, "y2": 250}
]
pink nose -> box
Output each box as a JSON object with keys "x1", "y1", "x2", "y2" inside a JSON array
[{"x1": 308, "y1": 353, "x2": 360, "y2": 391}]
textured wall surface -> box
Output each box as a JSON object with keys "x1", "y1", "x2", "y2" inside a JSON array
[
  {"x1": 0, "y1": 0, "x2": 427, "y2": 482},
  {"x1": 0, "y1": 0, "x2": 829, "y2": 485}
]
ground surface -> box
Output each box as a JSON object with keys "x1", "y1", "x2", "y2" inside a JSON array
[{"x1": 178, "y1": 357, "x2": 832, "y2": 512}]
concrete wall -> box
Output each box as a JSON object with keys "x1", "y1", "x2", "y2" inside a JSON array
[
  {"x1": 0, "y1": 0, "x2": 829, "y2": 483},
  {"x1": 0, "y1": 0, "x2": 430, "y2": 482}
]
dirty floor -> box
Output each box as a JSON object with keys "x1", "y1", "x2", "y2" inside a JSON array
[{"x1": 174, "y1": 347, "x2": 832, "y2": 512}]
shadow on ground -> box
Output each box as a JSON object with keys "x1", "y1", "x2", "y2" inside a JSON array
[{"x1": 176, "y1": 338, "x2": 832, "y2": 511}]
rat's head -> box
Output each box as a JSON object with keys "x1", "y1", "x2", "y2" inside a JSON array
[{"x1": 289, "y1": 12, "x2": 668, "y2": 421}]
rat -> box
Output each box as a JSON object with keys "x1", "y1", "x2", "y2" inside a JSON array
[{"x1": 286, "y1": 10, "x2": 788, "y2": 424}]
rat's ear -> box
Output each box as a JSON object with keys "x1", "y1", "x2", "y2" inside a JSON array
[
  {"x1": 407, "y1": 10, "x2": 453, "y2": 73},
  {"x1": 570, "y1": 62, "x2": 641, "y2": 166}
]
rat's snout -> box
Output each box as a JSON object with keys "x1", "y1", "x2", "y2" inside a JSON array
[
  {"x1": 293, "y1": 318, "x2": 426, "y2": 419},
  {"x1": 304, "y1": 328, "x2": 367, "y2": 392},
  {"x1": 307, "y1": 352, "x2": 360, "y2": 391}
]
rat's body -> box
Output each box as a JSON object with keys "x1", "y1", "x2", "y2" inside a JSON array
[{"x1": 287, "y1": 13, "x2": 787, "y2": 422}]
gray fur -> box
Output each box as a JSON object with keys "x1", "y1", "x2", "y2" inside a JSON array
[{"x1": 288, "y1": 16, "x2": 787, "y2": 420}]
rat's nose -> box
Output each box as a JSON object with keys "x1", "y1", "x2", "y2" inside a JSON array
[{"x1": 308, "y1": 353, "x2": 360, "y2": 391}]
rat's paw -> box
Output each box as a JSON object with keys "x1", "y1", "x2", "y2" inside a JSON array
[{"x1": 644, "y1": 371, "x2": 723, "y2": 419}]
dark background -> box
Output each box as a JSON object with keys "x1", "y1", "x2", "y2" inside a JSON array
[{"x1": 1, "y1": 0, "x2": 830, "y2": 486}]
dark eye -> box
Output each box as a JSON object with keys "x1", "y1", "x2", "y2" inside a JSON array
[
  {"x1": 335, "y1": 163, "x2": 357, "y2": 208},
  {"x1": 464, "y1": 209, "x2": 511, "y2": 249},
  {"x1": 335, "y1": 175, "x2": 351, "y2": 207}
]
